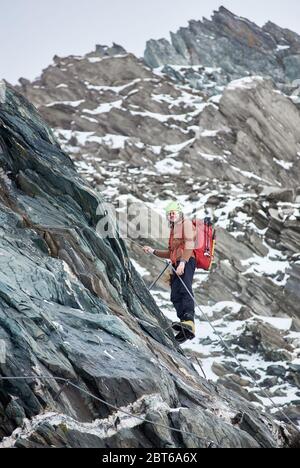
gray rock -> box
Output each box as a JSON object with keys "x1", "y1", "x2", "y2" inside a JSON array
[
  {"x1": 274, "y1": 405, "x2": 300, "y2": 426},
  {"x1": 286, "y1": 366, "x2": 300, "y2": 388},
  {"x1": 233, "y1": 321, "x2": 293, "y2": 362},
  {"x1": 261, "y1": 377, "x2": 279, "y2": 388},
  {"x1": 266, "y1": 189, "x2": 295, "y2": 203},
  {"x1": 239, "y1": 413, "x2": 276, "y2": 448},
  {"x1": 4, "y1": 394, "x2": 263, "y2": 448},
  {"x1": 4, "y1": 10, "x2": 300, "y2": 440},
  {"x1": 266, "y1": 365, "x2": 287, "y2": 378},
  {"x1": 211, "y1": 361, "x2": 236, "y2": 377},
  {"x1": 217, "y1": 377, "x2": 259, "y2": 403},
  {"x1": 144, "y1": 7, "x2": 300, "y2": 91},
  {"x1": 0, "y1": 85, "x2": 282, "y2": 448}
]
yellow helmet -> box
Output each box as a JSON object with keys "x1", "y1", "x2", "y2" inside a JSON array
[{"x1": 165, "y1": 201, "x2": 183, "y2": 214}]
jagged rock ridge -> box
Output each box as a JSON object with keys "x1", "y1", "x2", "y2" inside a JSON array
[{"x1": 144, "y1": 6, "x2": 300, "y2": 95}]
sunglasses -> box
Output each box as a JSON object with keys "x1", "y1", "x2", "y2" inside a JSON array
[{"x1": 167, "y1": 211, "x2": 179, "y2": 217}]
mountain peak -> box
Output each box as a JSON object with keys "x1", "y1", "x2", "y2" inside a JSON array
[
  {"x1": 214, "y1": 5, "x2": 238, "y2": 17},
  {"x1": 95, "y1": 43, "x2": 127, "y2": 57},
  {"x1": 144, "y1": 8, "x2": 300, "y2": 82}
]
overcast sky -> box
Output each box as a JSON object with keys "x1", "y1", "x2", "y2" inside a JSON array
[{"x1": 1, "y1": 0, "x2": 300, "y2": 84}]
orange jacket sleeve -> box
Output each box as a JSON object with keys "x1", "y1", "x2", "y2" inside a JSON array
[{"x1": 154, "y1": 249, "x2": 170, "y2": 259}]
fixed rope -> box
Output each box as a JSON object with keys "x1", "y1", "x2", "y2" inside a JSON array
[
  {"x1": 20, "y1": 198, "x2": 295, "y2": 437},
  {"x1": 129, "y1": 238, "x2": 300, "y2": 434},
  {"x1": 0, "y1": 375, "x2": 221, "y2": 448}
]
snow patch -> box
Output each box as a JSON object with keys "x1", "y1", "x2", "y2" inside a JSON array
[
  {"x1": 46, "y1": 99, "x2": 85, "y2": 108},
  {"x1": 231, "y1": 165, "x2": 269, "y2": 183},
  {"x1": 227, "y1": 76, "x2": 264, "y2": 91},
  {"x1": 104, "y1": 350, "x2": 115, "y2": 360},
  {"x1": 91, "y1": 134, "x2": 129, "y2": 149},
  {"x1": 209, "y1": 94, "x2": 222, "y2": 104},
  {"x1": 52, "y1": 322, "x2": 64, "y2": 333},
  {"x1": 199, "y1": 152, "x2": 227, "y2": 162},
  {"x1": 85, "y1": 78, "x2": 140, "y2": 93},
  {"x1": 276, "y1": 45, "x2": 290, "y2": 51},
  {"x1": 200, "y1": 130, "x2": 220, "y2": 137},
  {"x1": 130, "y1": 259, "x2": 150, "y2": 277},
  {"x1": 241, "y1": 248, "x2": 290, "y2": 285},
  {"x1": 273, "y1": 158, "x2": 293, "y2": 170},
  {"x1": 255, "y1": 316, "x2": 292, "y2": 331},
  {"x1": 83, "y1": 100, "x2": 123, "y2": 114},
  {"x1": 155, "y1": 158, "x2": 183, "y2": 175}
]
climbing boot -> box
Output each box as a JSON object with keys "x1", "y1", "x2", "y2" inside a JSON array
[
  {"x1": 175, "y1": 330, "x2": 188, "y2": 344},
  {"x1": 172, "y1": 320, "x2": 195, "y2": 341}
]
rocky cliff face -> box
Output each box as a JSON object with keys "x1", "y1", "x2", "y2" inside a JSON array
[
  {"x1": 144, "y1": 6, "x2": 300, "y2": 98},
  {"x1": 1, "y1": 82, "x2": 291, "y2": 448},
  {"x1": 11, "y1": 20, "x2": 300, "y2": 432},
  {"x1": 1, "y1": 6, "x2": 300, "y2": 447}
]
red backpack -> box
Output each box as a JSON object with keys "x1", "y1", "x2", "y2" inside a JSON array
[
  {"x1": 169, "y1": 217, "x2": 216, "y2": 270},
  {"x1": 193, "y1": 217, "x2": 216, "y2": 270}
]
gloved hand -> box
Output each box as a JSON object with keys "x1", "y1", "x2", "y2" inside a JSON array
[
  {"x1": 143, "y1": 246, "x2": 155, "y2": 255},
  {"x1": 176, "y1": 261, "x2": 186, "y2": 276}
]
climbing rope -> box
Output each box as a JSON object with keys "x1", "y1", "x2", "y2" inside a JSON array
[
  {"x1": 129, "y1": 238, "x2": 300, "y2": 434},
  {"x1": 8, "y1": 197, "x2": 294, "y2": 438},
  {"x1": 0, "y1": 375, "x2": 221, "y2": 448},
  {"x1": 80, "y1": 203, "x2": 299, "y2": 433}
]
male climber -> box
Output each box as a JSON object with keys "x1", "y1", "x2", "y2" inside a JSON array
[{"x1": 143, "y1": 201, "x2": 196, "y2": 343}]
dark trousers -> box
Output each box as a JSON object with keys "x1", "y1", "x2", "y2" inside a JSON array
[{"x1": 170, "y1": 257, "x2": 196, "y2": 322}]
